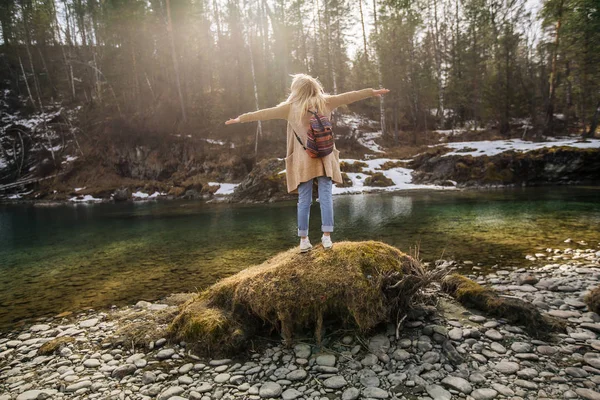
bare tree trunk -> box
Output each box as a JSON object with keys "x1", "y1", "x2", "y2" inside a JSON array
[
  {"x1": 19, "y1": 56, "x2": 36, "y2": 108},
  {"x1": 372, "y1": 0, "x2": 386, "y2": 137},
  {"x1": 430, "y1": 0, "x2": 444, "y2": 126},
  {"x1": 247, "y1": 30, "x2": 263, "y2": 155},
  {"x1": 584, "y1": 100, "x2": 600, "y2": 138},
  {"x1": 544, "y1": 0, "x2": 564, "y2": 136},
  {"x1": 358, "y1": 0, "x2": 369, "y2": 62},
  {"x1": 324, "y1": 0, "x2": 336, "y2": 93},
  {"x1": 166, "y1": 0, "x2": 188, "y2": 122}
]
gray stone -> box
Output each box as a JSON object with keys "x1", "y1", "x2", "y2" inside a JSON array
[
  {"x1": 362, "y1": 387, "x2": 389, "y2": 399},
  {"x1": 585, "y1": 353, "x2": 600, "y2": 369},
  {"x1": 65, "y1": 380, "x2": 92, "y2": 392},
  {"x1": 79, "y1": 318, "x2": 99, "y2": 328},
  {"x1": 361, "y1": 353, "x2": 379, "y2": 366},
  {"x1": 195, "y1": 382, "x2": 213, "y2": 393},
  {"x1": 282, "y1": 389, "x2": 302, "y2": 400},
  {"x1": 517, "y1": 368, "x2": 538, "y2": 379},
  {"x1": 29, "y1": 324, "x2": 51, "y2": 332},
  {"x1": 286, "y1": 369, "x2": 307, "y2": 381},
  {"x1": 323, "y1": 375, "x2": 347, "y2": 389},
  {"x1": 515, "y1": 379, "x2": 538, "y2": 390},
  {"x1": 494, "y1": 361, "x2": 519, "y2": 374},
  {"x1": 484, "y1": 329, "x2": 503, "y2": 341},
  {"x1": 422, "y1": 351, "x2": 440, "y2": 364},
  {"x1": 112, "y1": 364, "x2": 137, "y2": 379},
  {"x1": 16, "y1": 390, "x2": 56, "y2": 400},
  {"x1": 392, "y1": 349, "x2": 410, "y2": 361},
  {"x1": 178, "y1": 363, "x2": 194, "y2": 374},
  {"x1": 565, "y1": 367, "x2": 588, "y2": 377},
  {"x1": 448, "y1": 328, "x2": 463, "y2": 341},
  {"x1": 537, "y1": 345, "x2": 557, "y2": 355},
  {"x1": 342, "y1": 387, "x2": 360, "y2": 400},
  {"x1": 360, "y1": 376, "x2": 380, "y2": 387},
  {"x1": 576, "y1": 388, "x2": 600, "y2": 400},
  {"x1": 209, "y1": 358, "x2": 231, "y2": 366},
  {"x1": 490, "y1": 342, "x2": 507, "y2": 354},
  {"x1": 316, "y1": 354, "x2": 336, "y2": 367},
  {"x1": 179, "y1": 375, "x2": 194, "y2": 384},
  {"x1": 441, "y1": 376, "x2": 472, "y2": 394},
  {"x1": 471, "y1": 388, "x2": 498, "y2": 399},
  {"x1": 259, "y1": 382, "x2": 282, "y2": 398},
  {"x1": 83, "y1": 358, "x2": 101, "y2": 368},
  {"x1": 369, "y1": 335, "x2": 391, "y2": 355},
  {"x1": 491, "y1": 383, "x2": 514, "y2": 397},
  {"x1": 425, "y1": 384, "x2": 451, "y2": 400},
  {"x1": 511, "y1": 342, "x2": 532, "y2": 353},
  {"x1": 158, "y1": 386, "x2": 185, "y2": 400},
  {"x1": 155, "y1": 348, "x2": 175, "y2": 359},
  {"x1": 142, "y1": 371, "x2": 156, "y2": 385},
  {"x1": 214, "y1": 373, "x2": 230, "y2": 383},
  {"x1": 294, "y1": 344, "x2": 311, "y2": 359}
]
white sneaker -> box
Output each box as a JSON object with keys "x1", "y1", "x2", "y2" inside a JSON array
[
  {"x1": 300, "y1": 238, "x2": 313, "y2": 253},
  {"x1": 322, "y1": 235, "x2": 333, "y2": 249}
]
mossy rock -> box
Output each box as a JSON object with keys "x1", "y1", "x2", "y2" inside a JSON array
[
  {"x1": 38, "y1": 337, "x2": 75, "y2": 355},
  {"x1": 380, "y1": 160, "x2": 408, "y2": 170},
  {"x1": 364, "y1": 172, "x2": 394, "y2": 187},
  {"x1": 170, "y1": 241, "x2": 427, "y2": 355},
  {"x1": 336, "y1": 172, "x2": 353, "y2": 188},
  {"x1": 585, "y1": 286, "x2": 600, "y2": 314},
  {"x1": 442, "y1": 274, "x2": 565, "y2": 338},
  {"x1": 340, "y1": 161, "x2": 368, "y2": 173}
]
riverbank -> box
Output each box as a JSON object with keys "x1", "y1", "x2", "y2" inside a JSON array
[
  {"x1": 1, "y1": 241, "x2": 599, "y2": 400},
  {"x1": 2, "y1": 135, "x2": 599, "y2": 205}
]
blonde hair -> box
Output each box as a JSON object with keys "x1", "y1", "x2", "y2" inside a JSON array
[{"x1": 281, "y1": 74, "x2": 328, "y2": 115}]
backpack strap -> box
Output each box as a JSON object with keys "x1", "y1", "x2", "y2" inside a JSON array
[
  {"x1": 291, "y1": 125, "x2": 307, "y2": 150},
  {"x1": 308, "y1": 109, "x2": 327, "y2": 131}
]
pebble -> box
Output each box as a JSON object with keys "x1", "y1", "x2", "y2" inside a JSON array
[
  {"x1": 493, "y1": 361, "x2": 520, "y2": 374},
  {"x1": 441, "y1": 376, "x2": 472, "y2": 394},
  {"x1": 259, "y1": 382, "x2": 282, "y2": 398},
  {"x1": 362, "y1": 387, "x2": 389, "y2": 399},
  {"x1": 471, "y1": 388, "x2": 498, "y2": 399},
  {"x1": 316, "y1": 354, "x2": 336, "y2": 367},
  {"x1": 323, "y1": 375, "x2": 347, "y2": 389}
]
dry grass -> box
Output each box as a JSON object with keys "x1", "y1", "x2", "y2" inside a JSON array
[
  {"x1": 107, "y1": 306, "x2": 180, "y2": 349},
  {"x1": 37, "y1": 336, "x2": 75, "y2": 355},
  {"x1": 169, "y1": 241, "x2": 443, "y2": 355},
  {"x1": 585, "y1": 286, "x2": 600, "y2": 314},
  {"x1": 442, "y1": 274, "x2": 565, "y2": 338}
]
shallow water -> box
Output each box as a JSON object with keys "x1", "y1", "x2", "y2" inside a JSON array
[{"x1": 1, "y1": 186, "x2": 599, "y2": 330}]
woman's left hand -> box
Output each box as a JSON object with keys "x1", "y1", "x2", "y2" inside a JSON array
[
  {"x1": 373, "y1": 88, "x2": 390, "y2": 97},
  {"x1": 225, "y1": 118, "x2": 240, "y2": 125}
]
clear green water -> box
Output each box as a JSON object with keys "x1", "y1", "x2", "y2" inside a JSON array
[{"x1": 1, "y1": 186, "x2": 599, "y2": 330}]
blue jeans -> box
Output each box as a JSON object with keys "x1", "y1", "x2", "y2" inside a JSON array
[{"x1": 297, "y1": 176, "x2": 333, "y2": 237}]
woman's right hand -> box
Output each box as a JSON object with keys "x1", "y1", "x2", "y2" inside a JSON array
[
  {"x1": 225, "y1": 117, "x2": 240, "y2": 125},
  {"x1": 373, "y1": 88, "x2": 390, "y2": 97}
]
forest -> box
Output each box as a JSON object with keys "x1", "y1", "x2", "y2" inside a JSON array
[{"x1": 0, "y1": 0, "x2": 599, "y2": 195}]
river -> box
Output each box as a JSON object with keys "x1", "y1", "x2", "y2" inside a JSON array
[{"x1": 1, "y1": 186, "x2": 599, "y2": 330}]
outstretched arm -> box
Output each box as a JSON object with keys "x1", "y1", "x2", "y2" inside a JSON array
[
  {"x1": 225, "y1": 103, "x2": 290, "y2": 125},
  {"x1": 325, "y1": 88, "x2": 390, "y2": 110}
]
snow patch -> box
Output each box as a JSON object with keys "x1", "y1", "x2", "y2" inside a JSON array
[
  {"x1": 440, "y1": 138, "x2": 600, "y2": 157},
  {"x1": 69, "y1": 195, "x2": 103, "y2": 203},
  {"x1": 334, "y1": 158, "x2": 454, "y2": 195},
  {"x1": 208, "y1": 182, "x2": 240, "y2": 195}
]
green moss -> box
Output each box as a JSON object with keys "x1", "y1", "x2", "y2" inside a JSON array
[
  {"x1": 380, "y1": 161, "x2": 408, "y2": 170},
  {"x1": 364, "y1": 173, "x2": 394, "y2": 187},
  {"x1": 169, "y1": 241, "x2": 426, "y2": 355},
  {"x1": 340, "y1": 161, "x2": 368, "y2": 173},
  {"x1": 442, "y1": 274, "x2": 565, "y2": 338}
]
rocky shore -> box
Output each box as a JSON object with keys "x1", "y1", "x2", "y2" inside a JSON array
[{"x1": 1, "y1": 242, "x2": 599, "y2": 400}]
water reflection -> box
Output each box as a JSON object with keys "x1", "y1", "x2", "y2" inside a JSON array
[{"x1": 0, "y1": 186, "x2": 599, "y2": 329}]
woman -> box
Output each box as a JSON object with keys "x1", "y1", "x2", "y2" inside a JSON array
[{"x1": 226, "y1": 74, "x2": 389, "y2": 252}]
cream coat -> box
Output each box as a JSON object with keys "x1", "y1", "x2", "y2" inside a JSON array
[{"x1": 239, "y1": 88, "x2": 374, "y2": 193}]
